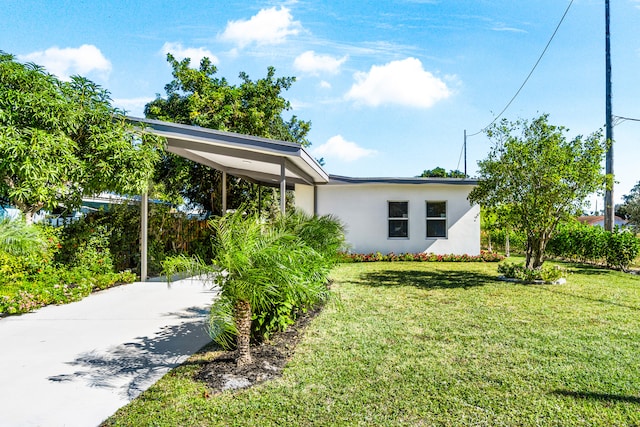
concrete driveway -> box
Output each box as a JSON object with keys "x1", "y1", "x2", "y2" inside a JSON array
[{"x1": 0, "y1": 277, "x2": 216, "y2": 427}]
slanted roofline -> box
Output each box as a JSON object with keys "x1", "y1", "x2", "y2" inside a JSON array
[
  {"x1": 328, "y1": 175, "x2": 478, "y2": 186},
  {"x1": 129, "y1": 117, "x2": 329, "y2": 187}
]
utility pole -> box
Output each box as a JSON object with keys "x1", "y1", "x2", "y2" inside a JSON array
[
  {"x1": 604, "y1": 0, "x2": 614, "y2": 231},
  {"x1": 464, "y1": 129, "x2": 467, "y2": 177}
]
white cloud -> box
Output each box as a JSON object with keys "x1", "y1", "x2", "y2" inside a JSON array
[
  {"x1": 293, "y1": 50, "x2": 348, "y2": 75},
  {"x1": 220, "y1": 6, "x2": 302, "y2": 48},
  {"x1": 345, "y1": 57, "x2": 451, "y2": 108},
  {"x1": 491, "y1": 25, "x2": 527, "y2": 33},
  {"x1": 18, "y1": 44, "x2": 111, "y2": 81},
  {"x1": 320, "y1": 80, "x2": 332, "y2": 89},
  {"x1": 312, "y1": 135, "x2": 377, "y2": 162},
  {"x1": 112, "y1": 96, "x2": 155, "y2": 116},
  {"x1": 160, "y1": 42, "x2": 218, "y2": 65}
]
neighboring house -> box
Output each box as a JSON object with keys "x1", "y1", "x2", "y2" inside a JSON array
[
  {"x1": 577, "y1": 215, "x2": 628, "y2": 228},
  {"x1": 132, "y1": 117, "x2": 481, "y2": 278}
]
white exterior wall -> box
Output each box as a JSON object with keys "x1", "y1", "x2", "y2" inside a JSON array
[
  {"x1": 316, "y1": 183, "x2": 480, "y2": 255},
  {"x1": 294, "y1": 184, "x2": 315, "y2": 216}
]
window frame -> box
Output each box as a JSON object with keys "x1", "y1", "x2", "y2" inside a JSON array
[
  {"x1": 426, "y1": 200, "x2": 447, "y2": 239},
  {"x1": 388, "y1": 200, "x2": 409, "y2": 239}
]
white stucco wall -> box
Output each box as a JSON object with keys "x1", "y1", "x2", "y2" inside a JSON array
[
  {"x1": 294, "y1": 184, "x2": 315, "y2": 216},
  {"x1": 316, "y1": 182, "x2": 480, "y2": 255}
]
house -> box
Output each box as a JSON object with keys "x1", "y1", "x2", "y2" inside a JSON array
[
  {"x1": 295, "y1": 176, "x2": 479, "y2": 255},
  {"x1": 132, "y1": 118, "x2": 480, "y2": 277},
  {"x1": 577, "y1": 215, "x2": 628, "y2": 228}
]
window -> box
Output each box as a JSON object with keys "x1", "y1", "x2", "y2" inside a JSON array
[
  {"x1": 388, "y1": 201, "x2": 408, "y2": 238},
  {"x1": 426, "y1": 201, "x2": 447, "y2": 238}
]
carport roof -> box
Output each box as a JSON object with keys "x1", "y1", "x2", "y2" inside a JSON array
[{"x1": 130, "y1": 117, "x2": 329, "y2": 187}]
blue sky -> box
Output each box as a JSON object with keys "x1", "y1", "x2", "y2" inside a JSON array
[{"x1": 3, "y1": 0, "x2": 639, "y2": 206}]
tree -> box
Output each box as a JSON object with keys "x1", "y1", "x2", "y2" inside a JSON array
[
  {"x1": 0, "y1": 52, "x2": 161, "y2": 223},
  {"x1": 619, "y1": 181, "x2": 640, "y2": 231},
  {"x1": 468, "y1": 114, "x2": 606, "y2": 269},
  {"x1": 418, "y1": 167, "x2": 466, "y2": 178},
  {"x1": 146, "y1": 54, "x2": 311, "y2": 215},
  {"x1": 163, "y1": 209, "x2": 344, "y2": 367}
]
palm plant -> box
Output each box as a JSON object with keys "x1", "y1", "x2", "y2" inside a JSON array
[
  {"x1": 0, "y1": 217, "x2": 47, "y2": 258},
  {"x1": 164, "y1": 208, "x2": 344, "y2": 367}
]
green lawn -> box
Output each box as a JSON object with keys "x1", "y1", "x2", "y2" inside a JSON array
[{"x1": 104, "y1": 259, "x2": 640, "y2": 426}]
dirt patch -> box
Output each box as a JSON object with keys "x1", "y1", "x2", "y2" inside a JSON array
[{"x1": 195, "y1": 306, "x2": 321, "y2": 394}]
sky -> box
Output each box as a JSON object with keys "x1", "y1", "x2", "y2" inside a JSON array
[{"x1": 3, "y1": 0, "x2": 639, "y2": 207}]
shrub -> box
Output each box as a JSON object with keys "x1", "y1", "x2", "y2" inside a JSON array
[
  {"x1": 341, "y1": 251, "x2": 504, "y2": 263},
  {"x1": 0, "y1": 268, "x2": 136, "y2": 315},
  {"x1": 605, "y1": 229, "x2": 640, "y2": 271},
  {"x1": 162, "y1": 209, "x2": 345, "y2": 356},
  {"x1": 497, "y1": 262, "x2": 566, "y2": 284},
  {"x1": 56, "y1": 204, "x2": 213, "y2": 276},
  {"x1": 546, "y1": 220, "x2": 640, "y2": 271}
]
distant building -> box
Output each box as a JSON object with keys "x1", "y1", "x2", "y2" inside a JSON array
[{"x1": 577, "y1": 215, "x2": 628, "y2": 228}]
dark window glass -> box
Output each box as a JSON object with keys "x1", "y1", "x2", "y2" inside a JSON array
[
  {"x1": 427, "y1": 219, "x2": 446, "y2": 237},
  {"x1": 389, "y1": 201, "x2": 408, "y2": 218},
  {"x1": 389, "y1": 219, "x2": 409, "y2": 238},
  {"x1": 427, "y1": 201, "x2": 446, "y2": 218}
]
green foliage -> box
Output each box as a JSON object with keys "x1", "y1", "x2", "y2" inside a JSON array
[
  {"x1": 0, "y1": 219, "x2": 60, "y2": 284},
  {"x1": 0, "y1": 52, "x2": 161, "y2": 222},
  {"x1": 497, "y1": 261, "x2": 566, "y2": 283},
  {"x1": 603, "y1": 229, "x2": 640, "y2": 271},
  {"x1": 161, "y1": 209, "x2": 345, "y2": 356},
  {"x1": 619, "y1": 181, "x2": 640, "y2": 231},
  {"x1": 57, "y1": 204, "x2": 213, "y2": 275},
  {"x1": 484, "y1": 229, "x2": 527, "y2": 253},
  {"x1": 418, "y1": 166, "x2": 466, "y2": 178},
  {"x1": 0, "y1": 218, "x2": 48, "y2": 257},
  {"x1": 342, "y1": 250, "x2": 504, "y2": 263},
  {"x1": 546, "y1": 220, "x2": 640, "y2": 271},
  {"x1": 469, "y1": 114, "x2": 606, "y2": 269},
  {"x1": 0, "y1": 216, "x2": 136, "y2": 315},
  {"x1": 145, "y1": 54, "x2": 310, "y2": 215},
  {"x1": 57, "y1": 221, "x2": 114, "y2": 274},
  {"x1": 0, "y1": 268, "x2": 135, "y2": 315}
]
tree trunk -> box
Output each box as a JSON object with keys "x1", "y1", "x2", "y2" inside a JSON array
[
  {"x1": 234, "y1": 299, "x2": 253, "y2": 367},
  {"x1": 487, "y1": 232, "x2": 492, "y2": 252},
  {"x1": 25, "y1": 211, "x2": 34, "y2": 225},
  {"x1": 505, "y1": 229, "x2": 510, "y2": 257},
  {"x1": 526, "y1": 236, "x2": 546, "y2": 269}
]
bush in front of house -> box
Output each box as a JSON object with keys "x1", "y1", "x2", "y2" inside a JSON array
[
  {"x1": 497, "y1": 262, "x2": 566, "y2": 284},
  {"x1": 341, "y1": 250, "x2": 504, "y2": 263},
  {"x1": 0, "y1": 218, "x2": 136, "y2": 315}
]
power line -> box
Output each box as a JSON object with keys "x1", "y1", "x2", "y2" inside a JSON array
[
  {"x1": 613, "y1": 115, "x2": 640, "y2": 125},
  {"x1": 467, "y1": 0, "x2": 575, "y2": 137}
]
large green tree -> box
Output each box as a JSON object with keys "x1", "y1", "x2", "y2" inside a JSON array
[
  {"x1": 468, "y1": 114, "x2": 606, "y2": 269},
  {"x1": 0, "y1": 52, "x2": 160, "y2": 223},
  {"x1": 146, "y1": 54, "x2": 311, "y2": 215}
]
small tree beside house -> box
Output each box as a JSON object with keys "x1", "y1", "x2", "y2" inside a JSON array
[{"x1": 468, "y1": 114, "x2": 606, "y2": 270}]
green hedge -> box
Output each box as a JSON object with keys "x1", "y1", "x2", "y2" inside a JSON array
[{"x1": 546, "y1": 221, "x2": 640, "y2": 271}]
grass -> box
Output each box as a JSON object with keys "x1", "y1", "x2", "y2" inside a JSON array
[{"x1": 103, "y1": 259, "x2": 640, "y2": 426}]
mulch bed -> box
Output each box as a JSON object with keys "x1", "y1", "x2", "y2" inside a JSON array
[{"x1": 194, "y1": 306, "x2": 322, "y2": 394}]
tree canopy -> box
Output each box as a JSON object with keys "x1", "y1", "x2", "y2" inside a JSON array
[
  {"x1": 468, "y1": 114, "x2": 606, "y2": 269},
  {"x1": 145, "y1": 55, "x2": 311, "y2": 215},
  {"x1": 0, "y1": 52, "x2": 161, "y2": 223},
  {"x1": 619, "y1": 181, "x2": 640, "y2": 231},
  {"x1": 418, "y1": 167, "x2": 466, "y2": 178}
]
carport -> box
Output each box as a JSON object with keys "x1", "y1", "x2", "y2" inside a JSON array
[{"x1": 130, "y1": 117, "x2": 329, "y2": 280}]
